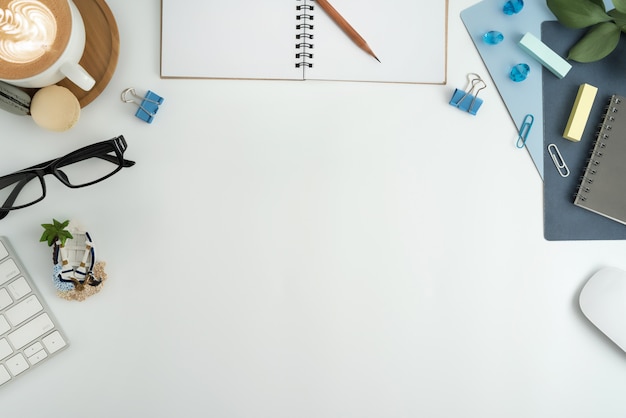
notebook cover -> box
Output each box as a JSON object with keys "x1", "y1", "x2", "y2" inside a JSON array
[
  {"x1": 542, "y1": 21, "x2": 626, "y2": 240},
  {"x1": 574, "y1": 95, "x2": 626, "y2": 225}
]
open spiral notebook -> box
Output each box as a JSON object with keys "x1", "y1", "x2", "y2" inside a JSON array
[{"x1": 160, "y1": 0, "x2": 448, "y2": 84}]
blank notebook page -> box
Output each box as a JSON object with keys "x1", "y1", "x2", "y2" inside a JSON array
[
  {"x1": 161, "y1": 2, "x2": 300, "y2": 80},
  {"x1": 306, "y1": 0, "x2": 447, "y2": 83}
]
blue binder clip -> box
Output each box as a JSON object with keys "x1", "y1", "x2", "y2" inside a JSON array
[
  {"x1": 449, "y1": 73, "x2": 486, "y2": 115},
  {"x1": 121, "y1": 88, "x2": 164, "y2": 123}
]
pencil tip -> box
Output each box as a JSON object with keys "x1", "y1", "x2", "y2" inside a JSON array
[{"x1": 375, "y1": 56, "x2": 381, "y2": 63}]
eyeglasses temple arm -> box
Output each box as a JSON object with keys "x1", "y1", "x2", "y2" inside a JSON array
[
  {"x1": 54, "y1": 153, "x2": 135, "y2": 168},
  {"x1": 20, "y1": 141, "x2": 135, "y2": 172},
  {"x1": 96, "y1": 155, "x2": 136, "y2": 167},
  {"x1": 0, "y1": 177, "x2": 32, "y2": 219}
]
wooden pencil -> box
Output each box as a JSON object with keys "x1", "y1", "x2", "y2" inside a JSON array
[{"x1": 315, "y1": 0, "x2": 380, "y2": 62}]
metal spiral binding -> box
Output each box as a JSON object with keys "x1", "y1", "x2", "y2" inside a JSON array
[
  {"x1": 576, "y1": 96, "x2": 621, "y2": 202},
  {"x1": 296, "y1": 1, "x2": 314, "y2": 68}
]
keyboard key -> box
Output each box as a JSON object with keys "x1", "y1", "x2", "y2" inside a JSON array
[
  {"x1": 27, "y1": 349, "x2": 47, "y2": 365},
  {"x1": 42, "y1": 331, "x2": 67, "y2": 354},
  {"x1": 0, "y1": 288, "x2": 12, "y2": 310},
  {"x1": 7, "y1": 313, "x2": 54, "y2": 351},
  {"x1": 6, "y1": 353, "x2": 29, "y2": 376},
  {"x1": 23, "y1": 342, "x2": 43, "y2": 358},
  {"x1": 7, "y1": 277, "x2": 31, "y2": 300},
  {"x1": 0, "y1": 242, "x2": 7, "y2": 260},
  {"x1": 0, "y1": 365, "x2": 10, "y2": 385},
  {"x1": 0, "y1": 315, "x2": 9, "y2": 335},
  {"x1": 0, "y1": 259, "x2": 19, "y2": 286},
  {"x1": 0, "y1": 338, "x2": 12, "y2": 361},
  {"x1": 5, "y1": 295, "x2": 43, "y2": 326}
]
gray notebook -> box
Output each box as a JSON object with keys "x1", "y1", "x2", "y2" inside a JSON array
[{"x1": 574, "y1": 95, "x2": 626, "y2": 225}]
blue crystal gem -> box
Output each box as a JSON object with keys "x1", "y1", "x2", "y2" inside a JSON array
[
  {"x1": 509, "y1": 63, "x2": 530, "y2": 82},
  {"x1": 483, "y1": 31, "x2": 504, "y2": 45},
  {"x1": 503, "y1": 0, "x2": 524, "y2": 15}
]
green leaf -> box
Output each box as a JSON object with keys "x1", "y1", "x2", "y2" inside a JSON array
[
  {"x1": 612, "y1": 0, "x2": 626, "y2": 13},
  {"x1": 589, "y1": 0, "x2": 606, "y2": 11},
  {"x1": 608, "y1": 9, "x2": 626, "y2": 31},
  {"x1": 53, "y1": 219, "x2": 69, "y2": 229},
  {"x1": 568, "y1": 22, "x2": 621, "y2": 62},
  {"x1": 40, "y1": 232, "x2": 51, "y2": 245},
  {"x1": 59, "y1": 230, "x2": 73, "y2": 241},
  {"x1": 547, "y1": 0, "x2": 612, "y2": 28}
]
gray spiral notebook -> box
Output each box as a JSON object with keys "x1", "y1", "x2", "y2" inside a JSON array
[{"x1": 574, "y1": 95, "x2": 626, "y2": 225}]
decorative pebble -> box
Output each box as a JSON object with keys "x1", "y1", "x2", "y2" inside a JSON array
[
  {"x1": 503, "y1": 0, "x2": 524, "y2": 15},
  {"x1": 509, "y1": 63, "x2": 530, "y2": 82},
  {"x1": 483, "y1": 31, "x2": 504, "y2": 45}
]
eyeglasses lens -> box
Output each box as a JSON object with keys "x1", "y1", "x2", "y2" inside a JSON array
[
  {"x1": 0, "y1": 173, "x2": 44, "y2": 209},
  {"x1": 56, "y1": 154, "x2": 122, "y2": 187}
]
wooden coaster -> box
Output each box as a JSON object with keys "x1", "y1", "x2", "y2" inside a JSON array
[{"x1": 57, "y1": 0, "x2": 120, "y2": 108}]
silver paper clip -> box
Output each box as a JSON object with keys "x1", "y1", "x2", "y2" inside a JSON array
[
  {"x1": 121, "y1": 87, "x2": 164, "y2": 123},
  {"x1": 516, "y1": 114, "x2": 534, "y2": 148},
  {"x1": 548, "y1": 143, "x2": 570, "y2": 177},
  {"x1": 449, "y1": 73, "x2": 487, "y2": 115}
]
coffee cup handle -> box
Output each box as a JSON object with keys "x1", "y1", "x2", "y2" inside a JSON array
[{"x1": 60, "y1": 62, "x2": 96, "y2": 91}]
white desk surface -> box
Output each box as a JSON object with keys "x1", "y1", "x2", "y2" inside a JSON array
[{"x1": 2, "y1": 1, "x2": 626, "y2": 416}]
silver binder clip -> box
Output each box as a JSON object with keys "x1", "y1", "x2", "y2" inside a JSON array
[
  {"x1": 449, "y1": 73, "x2": 486, "y2": 115},
  {"x1": 121, "y1": 88, "x2": 164, "y2": 123},
  {"x1": 548, "y1": 143, "x2": 570, "y2": 177}
]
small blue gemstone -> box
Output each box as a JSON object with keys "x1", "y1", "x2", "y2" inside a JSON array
[
  {"x1": 483, "y1": 31, "x2": 504, "y2": 45},
  {"x1": 503, "y1": 0, "x2": 524, "y2": 15},
  {"x1": 509, "y1": 63, "x2": 530, "y2": 82}
]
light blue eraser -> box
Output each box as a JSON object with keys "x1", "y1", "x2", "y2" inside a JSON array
[{"x1": 518, "y1": 32, "x2": 571, "y2": 79}]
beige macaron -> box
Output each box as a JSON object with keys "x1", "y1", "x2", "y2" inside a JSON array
[{"x1": 30, "y1": 85, "x2": 80, "y2": 132}]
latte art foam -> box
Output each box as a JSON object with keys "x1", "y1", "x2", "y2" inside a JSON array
[{"x1": 0, "y1": 0, "x2": 57, "y2": 64}]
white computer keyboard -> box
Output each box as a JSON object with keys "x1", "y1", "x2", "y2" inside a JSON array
[{"x1": 0, "y1": 236, "x2": 69, "y2": 387}]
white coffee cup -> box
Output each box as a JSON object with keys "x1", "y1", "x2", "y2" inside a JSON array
[{"x1": 0, "y1": 0, "x2": 95, "y2": 91}]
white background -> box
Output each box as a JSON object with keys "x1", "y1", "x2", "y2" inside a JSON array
[{"x1": 2, "y1": 0, "x2": 626, "y2": 417}]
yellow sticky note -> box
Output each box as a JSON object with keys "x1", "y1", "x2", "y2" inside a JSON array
[{"x1": 563, "y1": 83, "x2": 598, "y2": 142}]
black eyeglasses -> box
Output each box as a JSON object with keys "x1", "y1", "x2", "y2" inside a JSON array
[{"x1": 0, "y1": 135, "x2": 135, "y2": 220}]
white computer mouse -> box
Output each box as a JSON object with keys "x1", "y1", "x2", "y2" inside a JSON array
[{"x1": 579, "y1": 267, "x2": 626, "y2": 352}]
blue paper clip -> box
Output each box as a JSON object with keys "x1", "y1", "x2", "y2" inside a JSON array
[
  {"x1": 516, "y1": 114, "x2": 534, "y2": 148},
  {"x1": 449, "y1": 73, "x2": 486, "y2": 115},
  {"x1": 121, "y1": 88, "x2": 164, "y2": 123}
]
